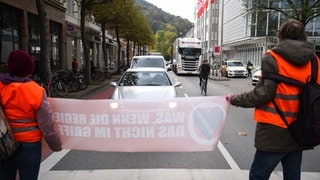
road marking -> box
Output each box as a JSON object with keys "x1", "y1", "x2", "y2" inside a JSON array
[
  {"x1": 217, "y1": 141, "x2": 240, "y2": 170},
  {"x1": 184, "y1": 93, "x2": 240, "y2": 169}
]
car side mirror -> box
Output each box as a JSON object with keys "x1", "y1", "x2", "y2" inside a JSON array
[
  {"x1": 110, "y1": 82, "x2": 117, "y2": 87},
  {"x1": 174, "y1": 81, "x2": 182, "y2": 87}
]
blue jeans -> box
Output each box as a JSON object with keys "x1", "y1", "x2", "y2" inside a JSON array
[
  {"x1": 0, "y1": 141, "x2": 42, "y2": 180},
  {"x1": 249, "y1": 150, "x2": 302, "y2": 180}
]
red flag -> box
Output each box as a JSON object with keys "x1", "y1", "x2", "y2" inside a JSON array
[
  {"x1": 204, "y1": 0, "x2": 208, "y2": 9},
  {"x1": 197, "y1": 0, "x2": 203, "y2": 18}
]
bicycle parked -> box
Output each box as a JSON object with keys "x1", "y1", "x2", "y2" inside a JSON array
[
  {"x1": 77, "y1": 70, "x2": 89, "y2": 90},
  {"x1": 34, "y1": 72, "x2": 67, "y2": 97},
  {"x1": 59, "y1": 69, "x2": 83, "y2": 92},
  {"x1": 50, "y1": 71, "x2": 68, "y2": 97},
  {"x1": 91, "y1": 66, "x2": 108, "y2": 81},
  {"x1": 34, "y1": 74, "x2": 51, "y2": 97}
]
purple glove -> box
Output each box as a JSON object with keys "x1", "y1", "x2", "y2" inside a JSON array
[
  {"x1": 45, "y1": 133, "x2": 62, "y2": 152},
  {"x1": 226, "y1": 94, "x2": 235, "y2": 103}
]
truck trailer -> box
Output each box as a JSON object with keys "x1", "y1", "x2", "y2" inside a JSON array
[{"x1": 172, "y1": 38, "x2": 202, "y2": 75}]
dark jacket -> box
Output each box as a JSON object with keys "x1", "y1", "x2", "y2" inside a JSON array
[
  {"x1": 199, "y1": 63, "x2": 211, "y2": 78},
  {"x1": 230, "y1": 39, "x2": 314, "y2": 152}
]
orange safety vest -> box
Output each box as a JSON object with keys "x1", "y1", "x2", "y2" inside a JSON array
[
  {"x1": 254, "y1": 50, "x2": 319, "y2": 128},
  {"x1": 0, "y1": 80, "x2": 44, "y2": 142}
]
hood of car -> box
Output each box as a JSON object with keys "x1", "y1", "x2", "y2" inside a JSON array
[{"x1": 112, "y1": 86, "x2": 176, "y2": 100}]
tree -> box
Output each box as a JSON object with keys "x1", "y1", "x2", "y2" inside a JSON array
[
  {"x1": 92, "y1": 0, "x2": 154, "y2": 72},
  {"x1": 79, "y1": 0, "x2": 112, "y2": 83},
  {"x1": 244, "y1": 0, "x2": 320, "y2": 25},
  {"x1": 90, "y1": 2, "x2": 112, "y2": 70},
  {"x1": 154, "y1": 24, "x2": 177, "y2": 58},
  {"x1": 119, "y1": 4, "x2": 154, "y2": 65}
]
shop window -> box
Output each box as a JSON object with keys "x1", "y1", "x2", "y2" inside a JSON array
[
  {"x1": 50, "y1": 20, "x2": 62, "y2": 70},
  {"x1": 28, "y1": 13, "x2": 41, "y2": 62},
  {"x1": 0, "y1": 3, "x2": 22, "y2": 68}
]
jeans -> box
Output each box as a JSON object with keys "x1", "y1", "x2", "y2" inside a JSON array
[
  {"x1": 199, "y1": 76, "x2": 208, "y2": 86},
  {"x1": 249, "y1": 150, "x2": 303, "y2": 180},
  {"x1": 0, "y1": 141, "x2": 42, "y2": 180}
]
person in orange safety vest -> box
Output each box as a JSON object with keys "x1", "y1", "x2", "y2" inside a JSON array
[
  {"x1": 0, "y1": 50, "x2": 62, "y2": 180},
  {"x1": 226, "y1": 19, "x2": 319, "y2": 180}
]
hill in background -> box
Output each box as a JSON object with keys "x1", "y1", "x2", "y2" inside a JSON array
[{"x1": 135, "y1": 0, "x2": 194, "y2": 36}]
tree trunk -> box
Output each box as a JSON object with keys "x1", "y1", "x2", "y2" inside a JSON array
[
  {"x1": 126, "y1": 36, "x2": 130, "y2": 68},
  {"x1": 115, "y1": 24, "x2": 121, "y2": 74},
  {"x1": 101, "y1": 22, "x2": 108, "y2": 69},
  {"x1": 36, "y1": 0, "x2": 51, "y2": 82},
  {"x1": 80, "y1": 0, "x2": 91, "y2": 83},
  {"x1": 133, "y1": 42, "x2": 136, "y2": 56}
]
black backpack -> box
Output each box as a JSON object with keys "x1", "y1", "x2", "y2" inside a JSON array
[{"x1": 263, "y1": 55, "x2": 320, "y2": 147}]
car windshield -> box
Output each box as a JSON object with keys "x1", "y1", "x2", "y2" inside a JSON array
[
  {"x1": 227, "y1": 61, "x2": 244, "y2": 66},
  {"x1": 131, "y1": 57, "x2": 165, "y2": 68},
  {"x1": 119, "y1": 71, "x2": 171, "y2": 86},
  {"x1": 178, "y1": 48, "x2": 201, "y2": 55}
]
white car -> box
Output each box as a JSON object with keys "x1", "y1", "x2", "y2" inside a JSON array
[
  {"x1": 110, "y1": 68, "x2": 182, "y2": 99},
  {"x1": 251, "y1": 69, "x2": 262, "y2": 85},
  {"x1": 222, "y1": 60, "x2": 248, "y2": 77},
  {"x1": 130, "y1": 55, "x2": 167, "y2": 70}
]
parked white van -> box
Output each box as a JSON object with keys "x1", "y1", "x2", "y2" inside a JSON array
[{"x1": 130, "y1": 55, "x2": 168, "y2": 70}]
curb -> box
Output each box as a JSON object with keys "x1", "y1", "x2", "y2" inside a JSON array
[{"x1": 209, "y1": 76, "x2": 230, "y2": 81}]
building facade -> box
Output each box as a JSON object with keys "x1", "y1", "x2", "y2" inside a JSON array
[
  {"x1": 0, "y1": 0, "x2": 122, "y2": 74},
  {"x1": 193, "y1": 0, "x2": 320, "y2": 67},
  {"x1": 193, "y1": 0, "x2": 220, "y2": 64},
  {"x1": 0, "y1": 0, "x2": 66, "y2": 73}
]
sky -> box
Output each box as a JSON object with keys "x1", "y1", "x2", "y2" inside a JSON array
[{"x1": 144, "y1": 0, "x2": 197, "y2": 23}]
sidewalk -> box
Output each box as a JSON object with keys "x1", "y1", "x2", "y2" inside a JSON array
[{"x1": 66, "y1": 75, "x2": 122, "y2": 99}]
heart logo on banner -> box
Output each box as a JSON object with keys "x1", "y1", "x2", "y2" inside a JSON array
[{"x1": 191, "y1": 106, "x2": 224, "y2": 140}]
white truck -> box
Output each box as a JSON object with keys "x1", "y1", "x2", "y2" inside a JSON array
[{"x1": 172, "y1": 38, "x2": 202, "y2": 75}]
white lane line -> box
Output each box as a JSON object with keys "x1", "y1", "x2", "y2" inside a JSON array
[
  {"x1": 183, "y1": 94, "x2": 240, "y2": 170},
  {"x1": 218, "y1": 142, "x2": 246, "y2": 179},
  {"x1": 217, "y1": 141, "x2": 240, "y2": 170},
  {"x1": 181, "y1": 90, "x2": 240, "y2": 171},
  {"x1": 40, "y1": 149, "x2": 71, "y2": 176}
]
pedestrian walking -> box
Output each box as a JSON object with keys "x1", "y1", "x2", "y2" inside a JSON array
[
  {"x1": 0, "y1": 50, "x2": 62, "y2": 180},
  {"x1": 247, "y1": 61, "x2": 253, "y2": 77},
  {"x1": 226, "y1": 19, "x2": 316, "y2": 180}
]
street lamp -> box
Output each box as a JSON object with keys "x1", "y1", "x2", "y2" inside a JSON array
[{"x1": 219, "y1": 0, "x2": 224, "y2": 77}]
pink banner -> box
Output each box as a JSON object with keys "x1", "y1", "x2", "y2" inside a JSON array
[{"x1": 48, "y1": 96, "x2": 230, "y2": 152}]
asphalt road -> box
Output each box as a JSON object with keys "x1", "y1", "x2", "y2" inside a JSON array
[{"x1": 42, "y1": 72, "x2": 320, "y2": 180}]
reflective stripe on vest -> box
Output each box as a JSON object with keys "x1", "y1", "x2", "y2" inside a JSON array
[
  {"x1": 9, "y1": 118, "x2": 40, "y2": 138},
  {"x1": 12, "y1": 126, "x2": 39, "y2": 133},
  {"x1": 254, "y1": 50, "x2": 311, "y2": 128}
]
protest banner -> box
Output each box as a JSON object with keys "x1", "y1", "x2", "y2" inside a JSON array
[{"x1": 48, "y1": 96, "x2": 229, "y2": 152}]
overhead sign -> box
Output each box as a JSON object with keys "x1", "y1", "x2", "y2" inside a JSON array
[{"x1": 214, "y1": 46, "x2": 220, "y2": 56}]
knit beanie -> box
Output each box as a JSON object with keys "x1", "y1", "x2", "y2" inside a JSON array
[{"x1": 7, "y1": 50, "x2": 35, "y2": 77}]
